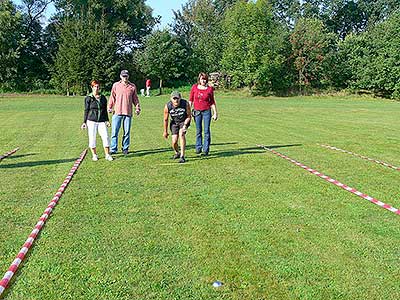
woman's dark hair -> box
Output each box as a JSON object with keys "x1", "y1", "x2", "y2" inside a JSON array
[
  {"x1": 91, "y1": 80, "x2": 100, "y2": 87},
  {"x1": 197, "y1": 72, "x2": 208, "y2": 84}
]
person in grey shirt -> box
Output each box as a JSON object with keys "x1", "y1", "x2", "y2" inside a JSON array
[{"x1": 163, "y1": 91, "x2": 191, "y2": 163}]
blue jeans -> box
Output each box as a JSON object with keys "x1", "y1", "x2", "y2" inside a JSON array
[
  {"x1": 195, "y1": 109, "x2": 211, "y2": 154},
  {"x1": 110, "y1": 114, "x2": 132, "y2": 152}
]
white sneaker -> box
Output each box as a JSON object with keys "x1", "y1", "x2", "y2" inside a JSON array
[
  {"x1": 92, "y1": 154, "x2": 98, "y2": 161},
  {"x1": 105, "y1": 154, "x2": 113, "y2": 161}
]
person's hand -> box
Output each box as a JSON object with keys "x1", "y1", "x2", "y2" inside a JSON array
[
  {"x1": 163, "y1": 131, "x2": 169, "y2": 139},
  {"x1": 135, "y1": 107, "x2": 141, "y2": 116},
  {"x1": 182, "y1": 124, "x2": 188, "y2": 133},
  {"x1": 81, "y1": 123, "x2": 87, "y2": 130},
  {"x1": 105, "y1": 121, "x2": 111, "y2": 127},
  {"x1": 212, "y1": 113, "x2": 218, "y2": 121},
  {"x1": 108, "y1": 108, "x2": 113, "y2": 113}
]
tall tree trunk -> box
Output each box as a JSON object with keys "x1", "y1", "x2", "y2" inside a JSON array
[{"x1": 299, "y1": 70, "x2": 302, "y2": 95}]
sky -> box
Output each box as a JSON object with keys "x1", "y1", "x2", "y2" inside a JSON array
[
  {"x1": 12, "y1": 0, "x2": 188, "y2": 29},
  {"x1": 147, "y1": 0, "x2": 188, "y2": 29}
]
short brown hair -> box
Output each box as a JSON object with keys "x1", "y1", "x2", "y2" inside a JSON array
[
  {"x1": 197, "y1": 72, "x2": 208, "y2": 84},
  {"x1": 91, "y1": 80, "x2": 100, "y2": 87}
]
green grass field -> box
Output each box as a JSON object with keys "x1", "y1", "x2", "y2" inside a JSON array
[{"x1": 1, "y1": 92, "x2": 399, "y2": 300}]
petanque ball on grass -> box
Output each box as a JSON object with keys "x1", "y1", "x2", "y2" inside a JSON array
[{"x1": 212, "y1": 281, "x2": 223, "y2": 288}]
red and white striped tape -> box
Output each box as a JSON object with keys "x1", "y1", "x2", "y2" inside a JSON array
[
  {"x1": 0, "y1": 147, "x2": 19, "y2": 162},
  {"x1": 0, "y1": 149, "x2": 87, "y2": 297},
  {"x1": 319, "y1": 144, "x2": 400, "y2": 171},
  {"x1": 257, "y1": 145, "x2": 400, "y2": 216}
]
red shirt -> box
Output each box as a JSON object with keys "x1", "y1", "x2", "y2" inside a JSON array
[
  {"x1": 146, "y1": 79, "x2": 151, "y2": 87},
  {"x1": 189, "y1": 84, "x2": 215, "y2": 111}
]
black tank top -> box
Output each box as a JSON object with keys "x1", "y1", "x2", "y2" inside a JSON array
[{"x1": 167, "y1": 99, "x2": 187, "y2": 123}]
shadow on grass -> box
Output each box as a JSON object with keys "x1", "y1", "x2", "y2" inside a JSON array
[
  {"x1": 131, "y1": 142, "x2": 239, "y2": 157},
  {"x1": 262, "y1": 144, "x2": 303, "y2": 149},
  {"x1": 197, "y1": 144, "x2": 303, "y2": 160},
  {"x1": 5, "y1": 153, "x2": 37, "y2": 160},
  {"x1": 207, "y1": 146, "x2": 265, "y2": 158},
  {"x1": 0, "y1": 158, "x2": 77, "y2": 169}
]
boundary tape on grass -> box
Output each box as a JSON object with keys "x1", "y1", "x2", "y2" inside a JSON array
[
  {"x1": 319, "y1": 144, "x2": 400, "y2": 171},
  {"x1": 0, "y1": 147, "x2": 19, "y2": 162},
  {"x1": 257, "y1": 145, "x2": 400, "y2": 216},
  {"x1": 0, "y1": 149, "x2": 87, "y2": 297}
]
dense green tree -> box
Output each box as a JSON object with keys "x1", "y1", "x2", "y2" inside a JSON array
[
  {"x1": 343, "y1": 11, "x2": 400, "y2": 98},
  {"x1": 136, "y1": 30, "x2": 189, "y2": 94},
  {"x1": 267, "y1": 0, "x2": 400, "y2": 38},
  {"x1": 54, "y1": 0, "x2": 156, "y2": 50},
  {"x1": 356, "y1": 0, "x2": 400, "y2": 28},
  {"x1": 319, "y1": 0, "x2": 400, "y2": 39},
  {"x1": 42, "y1": 18, "x2": 60, "y2": 74},
  {"x1": 221, "y1": 0, "x2": 290, "y2": 93},
  {"x1": 17, "y1": 22, "x2": 46, "y2": 90},
  {"x1": 0, "y1": 0, "x2": 22, "y2": 90},
  {"x1": 52, "y1": 11, "x2": 118, "y2": 95},
  {"x1": 51, "y1": 16, "x2": 89, "y2": 95},
  {"x1": 323, "y1": 1, "x2": 366, "y2": 39},
  {"x1": 213, "y1": 0, "x2": 245, "y2": 15},
  {"x1": 301, "y1": 0, "x2": 323, "y2": 18},
  {"x1": 88, "y1": 17, "x2": 119, "y2": 88},
  {"x1": 188, "y1": 0, "x2": 223, "y2": 73},
  {"x1": 0, "y1": 0, "x2": 58, "y2": 91},
  {"x1": 268, "y1": 0, "x2": 301, "y2": 28},
  {"x1": 51, "y1": 0, "x2": 155, "y2": 94},
  {"x1": 2, "y1": 0, "x2": 399, "y2": 96},
  {"x1": 320, "y1": 0, "x2": 400, "y2": 38},
  {"x1": 290, "y1": 18, "x2": 338, "y2": 91},
  {"x1": 171, "y1": 0, "x2": 221, "y2": 77}
]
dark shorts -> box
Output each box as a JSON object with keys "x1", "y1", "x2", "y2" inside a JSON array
[{"x1": 170, "y1": 122, "x2": 186, "y2": 135}]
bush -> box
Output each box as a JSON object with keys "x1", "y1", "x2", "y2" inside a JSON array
[{"x1": 343, "y1": 11, "x2": 400, "y2": 98}]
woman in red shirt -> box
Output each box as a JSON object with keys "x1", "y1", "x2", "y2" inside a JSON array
[{"x1": 189, "y1": 73, "x2": 218, "y2": 156}]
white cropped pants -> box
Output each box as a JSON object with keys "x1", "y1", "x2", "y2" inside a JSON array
[{"x1": 87, "y1": 120, "x2": 110, "y2": 148}]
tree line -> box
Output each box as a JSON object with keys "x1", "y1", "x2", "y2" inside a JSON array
[{"x1": 1, "y1": 0, "x2": 400, "y2": 97}]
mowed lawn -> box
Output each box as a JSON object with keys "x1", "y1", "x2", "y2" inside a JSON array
[{"x1": 0, "y1": 92, "x2": 399, "y2": 300}]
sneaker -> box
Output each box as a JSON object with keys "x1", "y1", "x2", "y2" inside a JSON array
[
  {"x1": 109, "y1": 151, "x2": 117, "y2": 155},
  {"x1": 122, "y1": 149, "x2": 129, "y2": 155},
  {"x1": 105, "y1": 154, "x2": 113, "y2": 161},
  {"x1": 195, "y1": 149, "x2": 202, "y2": 154},
  {"x1": 179, "y1": 156, "x2": 186, "y2": 163},
  {"x1": 92, "y1": 154, "x2": 98, "y2": 161},
  {"x1": 201, "y1": 152, "x2": 209, "y2": 157},
  {"x1": 172, "y1": 152, "x2": 181, "y2": 159}
]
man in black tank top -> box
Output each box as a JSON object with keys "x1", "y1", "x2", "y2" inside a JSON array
[{"x1": 163, "y1": 91, "x2": 192, "y2": 163}]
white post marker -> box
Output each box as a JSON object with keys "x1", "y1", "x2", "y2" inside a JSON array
[
  {"x1": 0, "y1": 147, "x2": 19, "y2": 162},
  {"x1": 257, "y1": 145, "x2": 400, "y2": 216},
  {"x1": 319, "y1": 144, "x2": 400, "y2": 171},
  {"x1": 0, "y1": 149, "x2": 87, "y2": 297}
]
